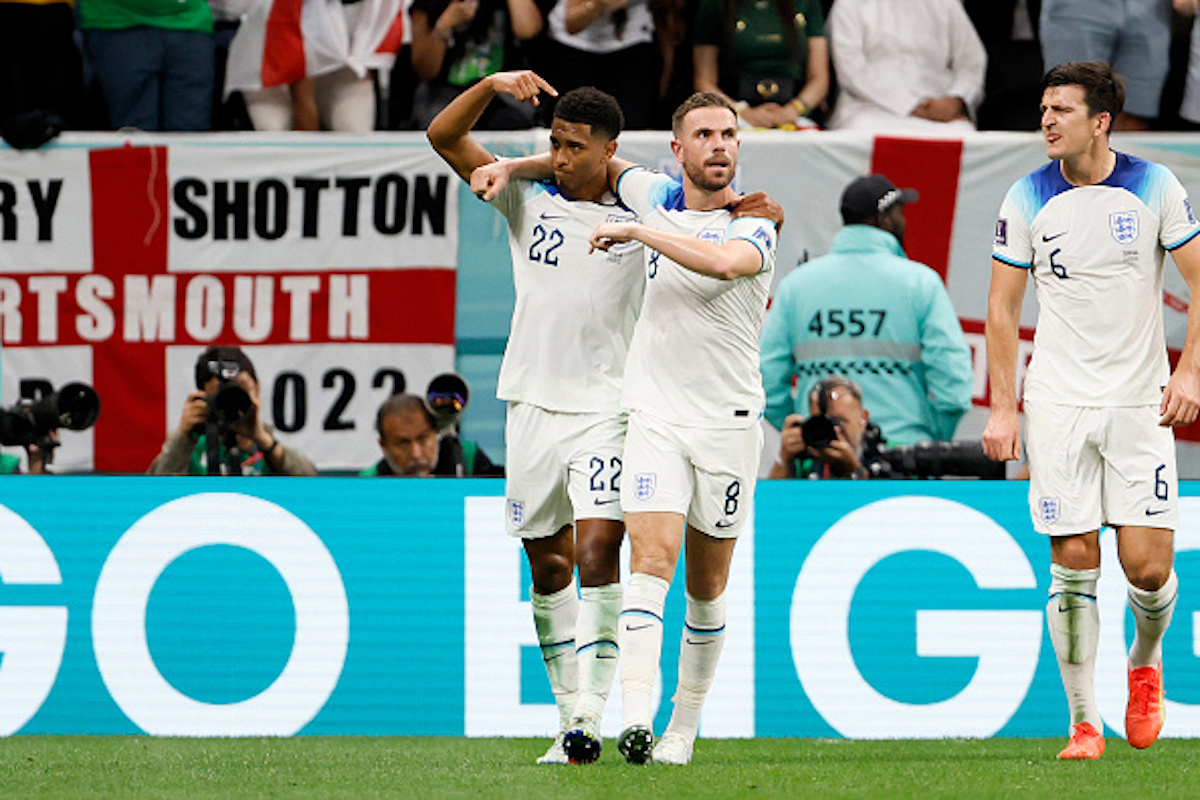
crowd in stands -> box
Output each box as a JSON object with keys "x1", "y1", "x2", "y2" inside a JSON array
[{"x1": 4, "y1": 0, "x2": 1200, "y2": 135}]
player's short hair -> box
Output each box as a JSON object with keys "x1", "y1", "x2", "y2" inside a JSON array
[
  {"x1": 671, "y1": 92, "x2": 737, "y2": 135},
  {"x1": 1042, "y1": 61, "x2": 1125, "y2": 120},
  {"x1": 376, "y1": 393, "x2": 434, "y2": 435},
  {"x1": 553, "y1": 87, "x2": 624, "y2": 141}
]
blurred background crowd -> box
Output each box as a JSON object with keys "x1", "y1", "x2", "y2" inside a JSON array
[{"x1": 4, "y1": 0, "x2": 1200, "y2": 138}]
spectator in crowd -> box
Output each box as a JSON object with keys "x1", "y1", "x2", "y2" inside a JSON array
[
  {"x1": 761, "y1": 173, "x2": 974, "y2": 446},
  {"x1": 1040, "y1": 0, "x2": 1179, "y2": 130},
  {"x1": 1175, "y1": 0, "x2": 1200, "y2": 125},
  {"x1": 80, "y1": 0, "x2": 216, "y2": 131},
  {"x1": 649, "y1": 0, "x2": 697, "y2": 128},
  {"x1": 537, "y1": 0, "x2": 659, "y2": 129},
  {"x1": 769, "y1": 376, "x2": 884, "y2": 479},
  {"x1": 361, "y1": 392, "x2": 503, "y2": 476},
  {"x1": 224, "y1": 0, "x2": 405, "y2": 131},
  {"x1": 964, "y1": 0, "x2": 1044, "y2": 131},
  {"x1": 408, "y1": 0, "x2": 545, "y2": 129},
  {"x1": 0, "y1": 0, "x2": 86, "y2": 132},
  {"x1": 147, "y1": 346, "x2": 317, "y2": 476},
  {"x1": 692, "y1": 0, "x2": 829, "y2": 129},
  {"x1": 826, "y1": 0, "x2": 986, "y2": 133}
]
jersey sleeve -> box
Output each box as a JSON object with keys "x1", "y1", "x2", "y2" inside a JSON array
[
  {"x1": 992, "y1": 179, "x2": 1034, "y2": 268},
  {"x1": 1157, "y1": 167, "x2": 1200, "y2": 251},
  {"x1": 727, "y1": 215, "x2": 777, "y2": 274},
  {"x1": 615, "y1": 167, "x2": 680, "y2": 217},
  {"x1": 484, "y1": 168, "x2": 529, "y2": 225}
]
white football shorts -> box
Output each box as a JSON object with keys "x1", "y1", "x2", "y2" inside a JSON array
[
  {"x1": 620, "y1": 410, "x2": 763, "y2": 538},
  {"x1": 504, "y1": 402, "x2": 626, "y2": 539},
  {"x1": 1025, "y1": 399, "x2": 1178, "y2": 535}
]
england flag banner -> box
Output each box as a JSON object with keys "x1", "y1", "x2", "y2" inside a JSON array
[{"x1": 0, "y1": 134, "x2": 458, "y2": 473}]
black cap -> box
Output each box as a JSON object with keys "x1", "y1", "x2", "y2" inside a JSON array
[{"x1": 840, "y1": 174, "x2": 919, "y2": 225}]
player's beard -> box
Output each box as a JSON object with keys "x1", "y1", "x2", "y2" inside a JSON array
[{"x1": 685, "y1": 158, "x2": 735, "y2": 193}]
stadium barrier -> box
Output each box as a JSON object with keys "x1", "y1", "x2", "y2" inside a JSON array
[{"x1": 2, "y1": 476, "x2": 1197, "y2": 739}]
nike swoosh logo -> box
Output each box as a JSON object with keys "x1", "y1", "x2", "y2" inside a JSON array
[
  {"x1": 1146, "y1": 508, "x2": 1168, "y2": 516},
  {"x1": 594, "y1": 498, "x2": 620, "y2": 506},
  {"x1": 1042, "y1": 231, "x2": 1067, "y2": 242},
  {"x1": 627, "y1": 623, "x2": 653, "y2": 632},
  {"x1": 540, "y1": 212, "x2": 567, "y2": 220},
  {"x1": 597, "y1": 653, "x2": 617, "y2": 659},
  {"x1": 714, "y1": 520, "x2": 735, "y2": 529},
  {"x1": 685, "y1": 638, "x2": 715, "y2": 646}
]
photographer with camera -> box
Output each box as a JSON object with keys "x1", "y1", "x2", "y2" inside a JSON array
[
  {"x1": 770, "y1": 375, "x2": 1004, "y2": 480},
  {"x1": 147, "y1": 346, "x2": 317, "y2": 476},
  {"x1": 0, "y1": 377, "x2": 100, "y2": 474},
  {"x1": 769, "y1": 377, "x2": 883, "y2": 479}
]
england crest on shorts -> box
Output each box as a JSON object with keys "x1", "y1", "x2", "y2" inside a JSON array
[
  {"x1": 635, "y1": 472, "x2": 657, "y2": 501},
  {"x1": 1110, "y1": 210, "x2": 1139, "y2": 245},
  {"x1": 508, "y1": 499, "x2": 526, "y2": 527},
  {"x1": 1038, "y1": 496, "x2": 1061, "y2": 526}
]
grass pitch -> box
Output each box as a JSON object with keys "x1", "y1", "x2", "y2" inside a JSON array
[{"x1": 4, "y1": 736, "x2": 1198, "y2": 798}]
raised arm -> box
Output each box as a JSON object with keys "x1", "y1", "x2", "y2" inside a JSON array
[
  {"x1": 590, "y1": 220, "x2": 768, "y2": 280},
  {"x1": 981, "y1": 260, "x2": 1028, "y2": 461},
  {"x1": 1162, "y1": 236, "x2": 1200, "y2": 426},
  {"x1": 427, "y1": 71, "x2": 557, "y2": 182}
]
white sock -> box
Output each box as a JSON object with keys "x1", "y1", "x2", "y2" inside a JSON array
[
  {"x1": 531, "y1": 581, "x2": 579, "y2": 731},
  {"x1": 1128, "y1": 570, "x2": 1178, "y2": 668},
  {"x1": 1047, "y1": 563, "x2": 1101, "y2": 730},
  {"x1": 665, "y1": 592, "x2": 726, "y2": 741},
  {"x1": 619, "y1": 572, "x2": 669, "y2": 730},
  {"x1": 572, "y1": 582, "x2": 622, "y2": 724}
]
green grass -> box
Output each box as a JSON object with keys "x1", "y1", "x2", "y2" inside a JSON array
[{"x1": 3, "y1": 736, "x2": 1198, "y2": 798}]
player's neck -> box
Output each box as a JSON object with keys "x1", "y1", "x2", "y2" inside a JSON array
[
  {"x1": 683, "y1": 181, "x2": 737, "y2": 211},
  {"x1": 560, "y1": 174, "x2": 609, "y2": 203},
  {"x1": 1060, "y1": 145, "x2": 1116, "y2": 187}
]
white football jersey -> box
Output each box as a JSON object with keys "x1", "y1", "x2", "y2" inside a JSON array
[
  {"x1": 490, "y1": 177, "x2": 643, "y2": 412},
  {"x1": 616, "y1": 168, "x2": 778, "y2": 428},
  {"x1": 993, "y1": 152, "x2": 1200, "y2": 406}
]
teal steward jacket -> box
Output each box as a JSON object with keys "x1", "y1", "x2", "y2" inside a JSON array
[{"x1": 760, "y1": 224, "x2": 974, "y2": 444}]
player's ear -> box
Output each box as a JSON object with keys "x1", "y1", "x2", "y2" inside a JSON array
[{"x1": 604, "y1": 139, "x2": 617, "y2": 160}]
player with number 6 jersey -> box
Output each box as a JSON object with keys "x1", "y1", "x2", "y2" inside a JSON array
[{"x1": 984, "y1": 61, "x2": 1200, "y2": 761}]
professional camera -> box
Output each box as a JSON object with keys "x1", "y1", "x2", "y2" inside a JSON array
[
  {"x1": 800, "y1": 414, "x2": 839, "y2": 449},
  {"x1": 426, "y1": 373, "x2": 469, "y2": 434},
  {"x1": 204, "y1": 359, "x2": 254, "y2": 426},
  {"x1": 0, "y1": 382, "x2": 101, "y2": 449},
  {"x1": 871, "y1": 440, "x2": 1006, "y2": 479}
]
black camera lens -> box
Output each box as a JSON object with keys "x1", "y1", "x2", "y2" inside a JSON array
[
  {"x1": 213, "y1": 383, "x2": 253, "y2": 424},
  {"x1": 801, "y1": 414, "x2": 838, "y2": 449}
]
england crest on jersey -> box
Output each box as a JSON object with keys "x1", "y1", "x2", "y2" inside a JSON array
[{"x1": 1110, "y1": 210, "x2": 1140, "y2": 245}]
